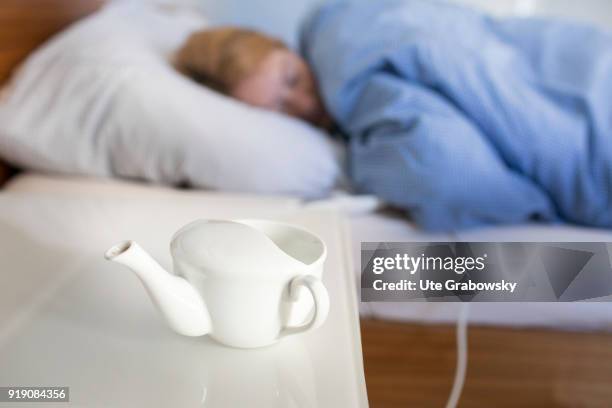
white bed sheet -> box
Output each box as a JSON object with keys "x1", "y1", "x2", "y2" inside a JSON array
[
  {"x1": 7, "y1": 173, "x2": 612, "y2": 331},
  {"x1": 349, "y1": 212, "x2": 612, "y2": 331}
]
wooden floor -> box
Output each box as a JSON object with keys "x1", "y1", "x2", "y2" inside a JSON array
[{"x1": 361, "y1": 319, "x2": 612, "y2": 408}]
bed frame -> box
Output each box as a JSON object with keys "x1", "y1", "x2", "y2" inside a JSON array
[
  {"x1": 0, "y1": 0, "x2": 105, "y2": 186},
  {"x1": 362, "y1": 319, "x2": 612, "y2": 407}
]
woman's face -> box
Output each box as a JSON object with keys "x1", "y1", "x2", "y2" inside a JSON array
[{"x1": 230, "y1": 49, "x2": 331, "y2": 128}]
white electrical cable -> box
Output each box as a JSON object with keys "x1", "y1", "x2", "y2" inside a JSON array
[{"x1": 445, "y1": 303, "x2": 470, "y2": 408}]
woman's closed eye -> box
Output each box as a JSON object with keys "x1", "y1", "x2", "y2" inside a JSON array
[
  {"x1": 278, "y1": 77, "x2": 300, "y2": 111},
  {"x1": 283, "y1": 60, "x2": 301, "y2": 88},
  {"x1": 276, "y1": 96, "x2": 288, "y2": 112},
  {"x1": 286, "y1": 71, "x2": 300, "y2": 88}
]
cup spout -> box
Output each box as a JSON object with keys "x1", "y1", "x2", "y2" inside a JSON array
[{"x1": 105, "y1": 241, "x2": 211, "y2": 337}]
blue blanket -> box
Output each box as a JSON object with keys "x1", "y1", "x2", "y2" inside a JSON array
[{"x1": 301, "y1": 0, "x2": 612, "y2": 230}]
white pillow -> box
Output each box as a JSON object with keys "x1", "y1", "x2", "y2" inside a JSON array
[{"x1": 0, "y1": 1, "x2": 340, "y2": 198}]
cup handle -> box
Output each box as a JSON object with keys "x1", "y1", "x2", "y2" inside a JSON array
[{"x1": 280, "y1": 275, "x2": 330, "y2": 338}]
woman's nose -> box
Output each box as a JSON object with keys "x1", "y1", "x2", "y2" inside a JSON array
[{"x1": 286, "y1": 91, "x2": 318, "y2": 120}]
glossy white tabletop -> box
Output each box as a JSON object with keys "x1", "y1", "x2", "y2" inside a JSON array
[{"x1": 0, "y1": 192, "x2": 367, "y2": 407}]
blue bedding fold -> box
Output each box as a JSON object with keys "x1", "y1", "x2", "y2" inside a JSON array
[{"x1": 301, "y1": 0, "x2": 612, "y2": 230}]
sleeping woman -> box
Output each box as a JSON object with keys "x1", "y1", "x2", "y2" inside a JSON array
[
  {"x1": 176, "y1": 27, "x2": 332, "y2": 129},
  {"x1": 176, "y1": 0, "x2": 612, "y2": 231}
]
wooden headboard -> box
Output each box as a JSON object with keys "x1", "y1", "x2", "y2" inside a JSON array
[
  {"x1": 0, "y1": 0, "x2": 106, "y2": 86},
  {"x1": 0, "y1": 0, "x2": 105, "y2": 185}
]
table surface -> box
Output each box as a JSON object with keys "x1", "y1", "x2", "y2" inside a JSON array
[{"x1": 0, "y1": 192, "x2": 367, "y2": 407}]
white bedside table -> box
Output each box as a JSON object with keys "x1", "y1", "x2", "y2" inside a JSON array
[{"x1": 0, "y1": 192, "x2": 368, "y2": 407}]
